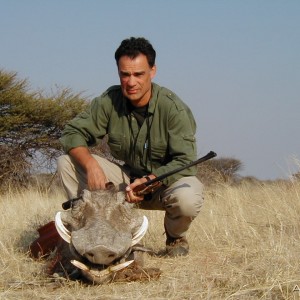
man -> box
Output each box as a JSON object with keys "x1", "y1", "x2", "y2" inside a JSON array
[{"x1": 57, "y1": 37, "x2": 204, "y2": 257}]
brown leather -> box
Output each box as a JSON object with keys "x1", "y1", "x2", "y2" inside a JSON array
[{"x1": 29, "y1": 221, "x2": 63, "y2": 258}]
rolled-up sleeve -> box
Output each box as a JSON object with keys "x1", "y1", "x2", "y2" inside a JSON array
[{"x1": 60, "y1": 96, "x2": 109, "y2": 153}]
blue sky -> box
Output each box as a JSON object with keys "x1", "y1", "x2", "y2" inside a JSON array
[{"x1": 1, "y1": 0, "x2": 299, "y2": 179}]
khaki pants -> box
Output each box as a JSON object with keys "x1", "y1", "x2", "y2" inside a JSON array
[{"x1": 57, "y1": 154, "x2": 204, "y2": 239}]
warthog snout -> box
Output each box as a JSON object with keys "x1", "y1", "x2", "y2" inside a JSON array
[
  {"x1": 71, "y1": 220, "x2": 133, "y2": 265},
  {"x1": 56, "y1": 187, "x2": 148, "y2": 266},
  {"x1": 84, "y1": 247, "x2": 118, "y2": 264}
]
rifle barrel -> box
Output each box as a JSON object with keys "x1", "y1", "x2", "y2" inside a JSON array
[{"x1": 144, "y1": 151, "x2": 217, "y2": 187}]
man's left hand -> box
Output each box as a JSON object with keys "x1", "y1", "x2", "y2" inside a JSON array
[{"x1": 125, "y1": 175, "x2": 156, "y2": 203}]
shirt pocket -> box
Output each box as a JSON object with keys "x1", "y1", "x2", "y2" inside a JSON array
[
  {"x1": 108, "y1": 133, "x2": 125, "y2": 161},
  {"x1": 150, "y1": 140, "x2": 167, "y2": 163}
]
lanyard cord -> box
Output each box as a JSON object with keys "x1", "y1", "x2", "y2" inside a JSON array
[
  {"x1": 127, "y1": 102, "x2": 153, "y2": 174},
  {"x1": 145, "y1": 109, "x2": 153, "y2": 173},
  {"x1": 127, "y1": 114, "x2": 137, "y2": 168}
]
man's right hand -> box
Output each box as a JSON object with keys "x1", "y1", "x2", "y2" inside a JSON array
[
  {"x1": 85, "y1": 158, "x2": 107, "y2": 190},
  {"x1": 69, "y1": 147, "x2": 108, "y2": 190}
]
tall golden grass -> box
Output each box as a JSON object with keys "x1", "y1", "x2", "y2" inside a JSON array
[{"x1": 1, "y1": 179, "x2": 300, "y2": 299}]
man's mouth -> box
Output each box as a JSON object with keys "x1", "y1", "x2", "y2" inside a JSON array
[{"x1": 127, "y1": 89, "x2": 138, "y2": 94}]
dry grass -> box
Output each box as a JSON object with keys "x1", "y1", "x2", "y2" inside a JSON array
[{"x1": 1, "y1": 180, "x2": 300, "y2": 299}]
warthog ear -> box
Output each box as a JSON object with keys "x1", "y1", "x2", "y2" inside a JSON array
[{"x1": 105, "y1": 182, "x2": 115, "y2": 190}]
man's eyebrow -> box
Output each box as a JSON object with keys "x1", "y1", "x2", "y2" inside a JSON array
[{"x1": 119, "y1": 70, "x2": 146, "y2": 75}]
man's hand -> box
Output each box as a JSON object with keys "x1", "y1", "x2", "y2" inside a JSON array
[
  {"x1": 85, "y1": 158, "x2": 107, "y2": 190},
  {"x1": 69, "y1": 147, "x2": 107, "y2": 190},
  {"x1": 125, "y1": 174, "x2": 156, "y2": 203}
]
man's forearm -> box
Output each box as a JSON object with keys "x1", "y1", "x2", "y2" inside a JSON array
[
  {"x1": 68, "y1": 147, "x2": 96, "y2": 171},
  {"x1": 68, "y1": 146, "x2": 108, "y2": 190}
]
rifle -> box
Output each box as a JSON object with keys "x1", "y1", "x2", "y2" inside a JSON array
[{"x1": 133, "y1": 151, "x2": 217, "y2": 196}]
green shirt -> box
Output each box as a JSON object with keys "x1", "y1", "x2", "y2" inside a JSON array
[{"x1": 60, "y1": 83, "x2": 198, "y2": 186}]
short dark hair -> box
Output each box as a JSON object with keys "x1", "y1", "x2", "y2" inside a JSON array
[{"x1": 114, "y1": 37, "x2": 156, "y2": 67}]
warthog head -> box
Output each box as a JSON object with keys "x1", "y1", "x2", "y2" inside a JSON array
[{"x1": 55, "y1": 186, "x2": 148, "y2": 267}]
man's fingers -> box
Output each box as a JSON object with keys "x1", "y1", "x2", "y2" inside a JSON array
[
  {"x1": 125, "y1": 189, "x2": 144, "y2": 203},
  {"x1": 88, "y1": 179, "x2": 107, "y2": 191}
]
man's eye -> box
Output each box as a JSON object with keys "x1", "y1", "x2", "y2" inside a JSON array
[{"x1": 135, "y1": 73, "x2": 144, "y2": 77}]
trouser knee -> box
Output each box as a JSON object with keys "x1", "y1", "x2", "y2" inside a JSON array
[
  {"x1": 177, "y1": 190, "x2": 203, "y2": 218},
  {"x1": 163, "y1": 176, "x2": 204, "y2": 218},
  {"x1": 57, "y1": 155, "x2": 70, "y2": 176},
  {"x1": 162, "y1": 176, "x2": 204, "y2": 238},
  {"x1": 56, "y1": 154, "x2": 85, "y2": 199}
]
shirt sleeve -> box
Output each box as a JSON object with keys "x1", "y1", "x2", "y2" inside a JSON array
[{"x1": 60, "y1": 96, "x2": 109, "y2": 153}]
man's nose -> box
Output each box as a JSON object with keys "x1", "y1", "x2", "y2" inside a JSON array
[{"x1": 127, "y1": 75, "x2": 136, "y2": 86}]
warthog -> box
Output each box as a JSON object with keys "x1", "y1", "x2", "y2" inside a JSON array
[{"x1": 33, "y1": 184, "x2": 161, "y2": 283}]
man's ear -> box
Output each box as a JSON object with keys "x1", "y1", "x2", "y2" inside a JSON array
[{"x1": 150, "y1": 65, "x2": 157, "y2": 79}]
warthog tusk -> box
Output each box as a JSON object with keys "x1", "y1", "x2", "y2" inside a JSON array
[
  {"x1": 54, "y1": 211, "x2": 71, "y2": 243},
  {"x1": 131, "y1": 215, "x2": 148, "y2": 246},
  {"x1": 71, "y1": 259, "x2": 134, "y2": 278}
]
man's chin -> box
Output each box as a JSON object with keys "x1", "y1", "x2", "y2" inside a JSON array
[
  {"x1": 124, "y1": 92, "x2": 149, "y2": 106},
  {"x1": 125, "y1": 94, "x2": 141, "y2": 102}
]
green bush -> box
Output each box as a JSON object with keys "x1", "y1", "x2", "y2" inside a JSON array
[{"x1": 0, "y1": 70, "x2": 88, "y2": 190}]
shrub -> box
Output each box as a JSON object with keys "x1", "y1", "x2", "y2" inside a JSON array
[{"x1": 0, "y1": 70, "x2": 88, "y2": 191}]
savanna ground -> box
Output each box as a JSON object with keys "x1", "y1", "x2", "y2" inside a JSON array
[{"x1": 1, "y1": 178, "x2": 300, "y2": 300}]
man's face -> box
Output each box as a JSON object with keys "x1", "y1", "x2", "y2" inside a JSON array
[{"x1": 118, "y1": 54, "x2": 156, "y2": 107}]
